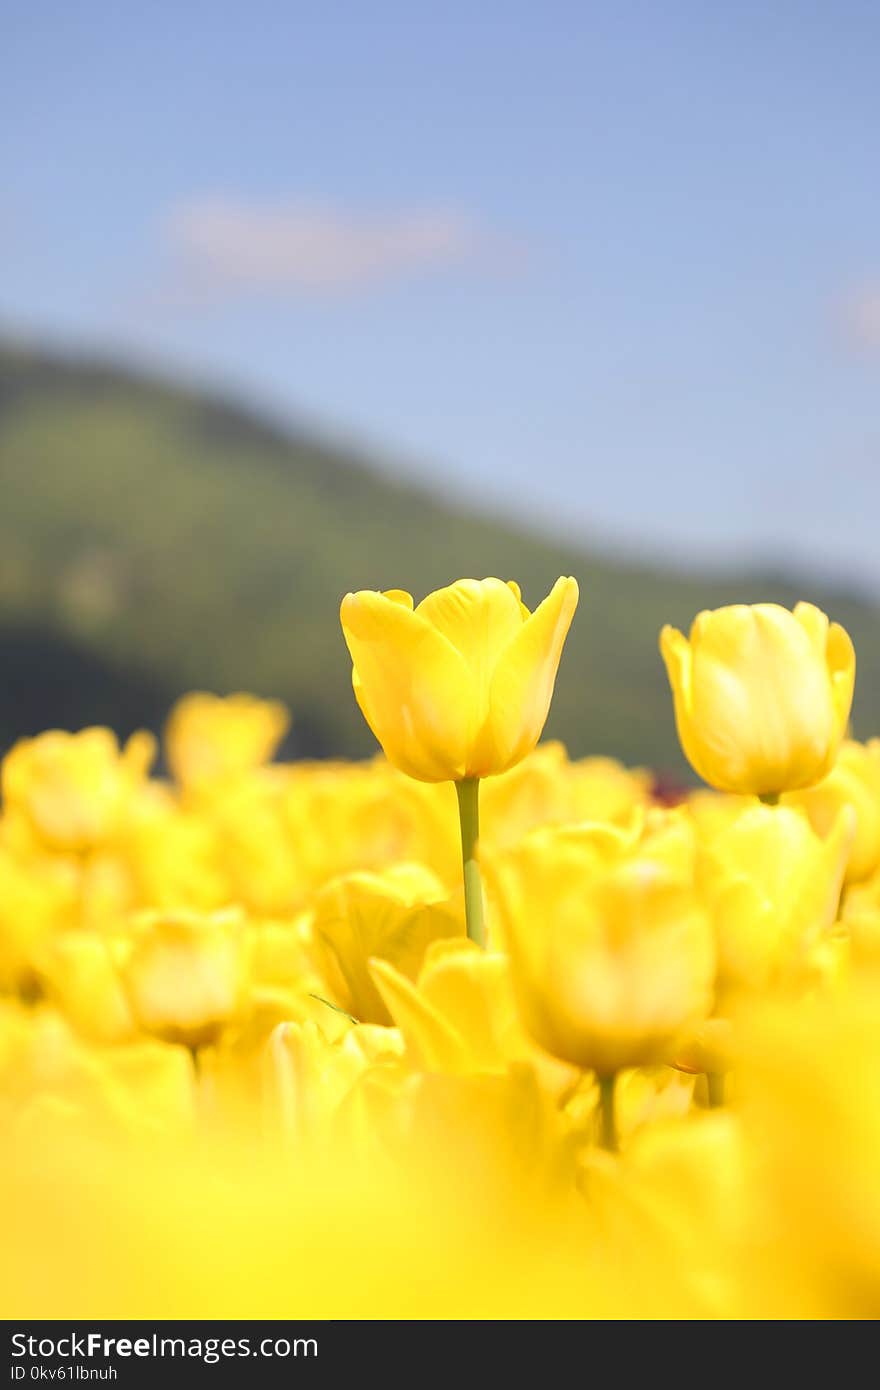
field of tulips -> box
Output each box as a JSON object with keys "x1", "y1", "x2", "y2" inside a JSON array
[{"x1": 2, "y1": 577, "x2": 879, "y2": 1320}]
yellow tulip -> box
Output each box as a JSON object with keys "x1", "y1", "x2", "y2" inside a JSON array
[
  {"x1": 309, "y1": 863, "x2": 463, "y2": 1024},
  {"x1": 263, "y1": 1017, "x2": 404, "y2": 1146},
  {"x1": 696, "y1": 802, "x2": 852, "y2": 996},
  {"x1": 165, "y1": 692, "x2": 289, "y2": 795},
  {"x1": 477, "y1": 744, "x2": 652, "y2": 850},
  {"x1": 369, "y1": 937, "x2": 576, "y2": 1100},
  {"x1": 340, "y1": 576, "x2": 579, "y2": 782},
  {"x1": 0, "y1": 1002, "x2": 194, "y2": 1138},
  {"x1": 0, "y1": 844, "x2": 70, "y2": 993},
  {"x1": 43, "y1": 933, "x2": 138, "y2": 1044},
  {"x1": 489, "y1": 824, "x2": 715, "y2": 1075},
  {"x1": 660, "y1": 603, "x2": 855, "y2": 795},
  {"x1": 784, "y1": 739, "x2": 880, "y2": 884},
  {"x1": 117, "y1": 908, "x2": 249, "y2": 1047},
  {"x1": 2, "y1": 727, "x2": 156, "y2": 853}
]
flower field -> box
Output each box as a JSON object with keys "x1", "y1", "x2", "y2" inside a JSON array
[{"x1": 2, "y1": 578, "x2": 879, "y2": 1319}]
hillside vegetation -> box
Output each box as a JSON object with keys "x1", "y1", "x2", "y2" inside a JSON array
[{"x1": 1, "y1": 340, "x2": 877, "y2": 776}]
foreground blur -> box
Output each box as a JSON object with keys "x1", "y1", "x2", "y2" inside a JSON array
[{"x1": 2, "y1": 609, "x2": 880, "y2": 1317}]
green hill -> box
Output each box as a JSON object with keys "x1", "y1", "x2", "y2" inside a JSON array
[{"x1": 1, "y1": 338, "x2": 878, "y2": 777}]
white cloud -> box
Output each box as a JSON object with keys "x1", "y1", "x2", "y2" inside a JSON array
[
  {"x1": 162, "y1": 197, "x2": 496, "y2": 295},
  {"x1": 839, "y1": 284, "x2": 880, "y2": 349}
]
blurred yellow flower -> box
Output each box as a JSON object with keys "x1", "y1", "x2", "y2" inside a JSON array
[
  {"x1": 697, "y1": 802, "x2": 852, "y2": 996},
  {"x1": 2, "y1": 727, "x2": 155, "y2": 853},
  {"x1": 117, "y1": 907, "x2": 249, "y2": 1047},
  {"x1": 0, "y1": 844, "x2": 70, "y2": 992},
  {"x1": 840, "y1": 866, "x2": 880, "y2": 969},
  {"x1": 42, "y1": 932, "x2": 137, "y2": 1044},
  {"x1": 735, "y1": 982, "x2": 880, "y2": 1316},
  {"x1": 165, "y1": 692, "x2": 289, "y2": 796},
  {"x1": 264, "y1": 1016, "x2": 405, "y2": 1146},
  {"x1": 784, "y1": 738, "x2": 880, "y2": 884},
  {"x1": 369, "y1": 937, "x2": 574, "y2": 1099},
  {"x1": 660, "y1": 603, "x2": 854, "y2": 795},
  {"x1": 340, "y1": 576, "x2": 579, "y2": 782},
  {"x1": 489, "y1": 823, "x2": 715, "y2": 1074}
]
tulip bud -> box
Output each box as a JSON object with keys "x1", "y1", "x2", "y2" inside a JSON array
[{"x1": 660, "y1": 603, "x2": 854, "y2": 796}]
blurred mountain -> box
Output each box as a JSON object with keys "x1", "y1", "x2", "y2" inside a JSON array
[{"x1": 1, "y1": 339, "x2": 878, "y2": 776}]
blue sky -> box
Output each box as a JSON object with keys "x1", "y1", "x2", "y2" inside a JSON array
[{"x1": 4, "y1": 1, "x2": 880, "y2": 587}]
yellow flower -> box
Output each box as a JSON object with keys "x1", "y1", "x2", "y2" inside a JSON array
[
  {"x1": 489, "y1": 824, "x2": 715, "y2": 1074},
  {"x1": 165, "y1": 692, "x2": 289, "y2": 795},
  {"x1": 0, "y1": 845, "x2": 70, "y2": 993},
  {"x1": 696, "y1": 802, "x2": 852, "y2": 995},
  {"x1": 478, "y1": 744, "x2": 652, "y2": 850},
  {"x1": 2, "y1": 728, "x2": 156, "y2": 853},
  {"x1": 309, "y1": 864, "x2": 463, "y2": 1024},
  {"x1": 340, "y1": 576, "x2": 579, "y2": 782},
  {"x1": 0, "y1": 1002, "x2": 195, "y2": 1139},
  {"x1": 43, "y1": 933, "x2": 137, "y2": 1045},
  {"x1": 263, "y1": 1017, "x2": 405, "y2": 1147},
  {"x1": 369, "y1": 937, "x2": 576, "y2": 1099},
  {"x1": 840, "y1": 866, "x2": 880, "y2": 970},
  {"x1": 660, "y1": 603, "x2": 855, "y2": 795},
  {"x1": 117, "y1": 908, "x2": 249, "y2": 1047},
  {"x1": 735, "y1": 981, "x2": 880, "y2": 1316},
  {"x1": 784, "y1": 739, "x2": 880, "y2": 884}
]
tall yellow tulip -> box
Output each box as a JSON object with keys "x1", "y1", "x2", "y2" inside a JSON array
[
  {"x1": 660, "y1": 603, "x2": 855, "y2": 797},
  {"x1": 340, "y1": 577, "x2": 579, "y2": 783},
  {"x1": 341, "y1": 577, "x2": 579, "y2": 946}
]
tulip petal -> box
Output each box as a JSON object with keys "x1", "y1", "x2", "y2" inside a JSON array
[
  {"x1": 383, "y1": 590, "x2": 414, "y2": 609},
  {"x1": 340, "y1": 591, "x2": 473, "y2": 781},
  {"x1": 418, "y1": 947, "x2": 514, "y2": 1071},
  {"x1": 660, "y1": 624, "x2": 712, "y2": 786},
  {"x1": 827, "y1": 621, "x2": 856, "y2": 744},
  {"x1": 476, "y1": 577, "x2": 579, "y2": 775},
  {"x1": 416, "y1": 579, "x2": 523, "y2": 723},
  {"x1": 506, "y1": 579, "x2": 531, "y2": 619},
  {"x1": 368, "y1": 957, "x2": 470, "y2": 1072}
]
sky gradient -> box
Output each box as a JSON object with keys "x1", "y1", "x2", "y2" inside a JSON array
[{"x1": 3, "y1": 2, "x2": 880, "y2": 588}]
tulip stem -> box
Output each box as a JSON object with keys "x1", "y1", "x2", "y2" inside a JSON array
[
  {"x1": 456, "y1": 777, "x2": 485, "y2": 948},
  {"x1": 598, "y1": 1074, "x2": 618, "y2": 1151}
]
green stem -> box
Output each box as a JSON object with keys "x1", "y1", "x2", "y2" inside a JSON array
[
  {"x1": 598, "y1": 1074, "x2": 618, "y2": 1152},
  {"x1": 706, "y1": 1071, "x2": 726, "y2": 1108},
  {"x1": 759, "y1": 791, "x2": 780, "y2": 806},
  {"x1": 456, "y1": 777, "x2": 485, "y2": 948}
]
